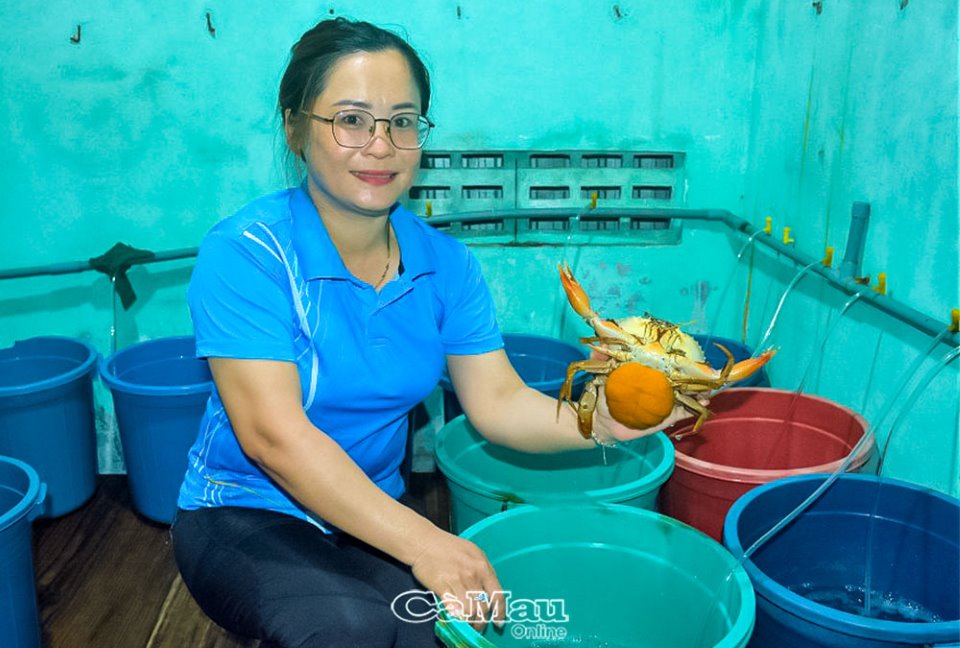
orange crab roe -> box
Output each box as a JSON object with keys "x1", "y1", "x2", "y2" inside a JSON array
[{"x1": 604, "y1": 362, "x2": 675, "y2": 430}]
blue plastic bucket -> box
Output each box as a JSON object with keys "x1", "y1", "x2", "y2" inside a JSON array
[
  {"x1": 435, "y1": 415, "x2": 674, "y2": 534},
  {"x1": 100, "y1": 336, "x2": 212, "y2": 524},
  {"x1": 724, "y1": 473, "x2": 960, "y2": 647},
  {"x1": 0, "y1": 456, "x2": 47, "y2": 648},
  {"x1": 0, "y1": 337, "x2": 98, "y2": 517},
  {"x1": 435, "y1": 504, "x2": 755, "y2": 647},
  {"x1": 692, "y1": 334, "x2": 770, "y2": 388},
  {"x1": 439, "y1": 333, "x2": 589, "y2": 423}
]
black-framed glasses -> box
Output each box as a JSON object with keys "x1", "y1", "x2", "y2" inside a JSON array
[{"x1": 303, "y1": 109, "x2": 434, "y2": 150}]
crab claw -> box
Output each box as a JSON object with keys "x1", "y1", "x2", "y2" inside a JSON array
[
  {"x1": 558, "y1": 263, "x2": 632, "y2": 344},
  {"x1": 725, "y1": 348, "x2": 777, "y2": 383},
  {"x1": 558, "y1": 262, "x2": 597, "y2": 321}
]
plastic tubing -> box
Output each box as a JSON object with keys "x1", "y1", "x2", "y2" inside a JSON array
[
  {"x1": 703, "y1": 229, "x2": 763, "y2": 341},
  {"x1": 793, "y1": 293, "x2": 863, "y2": 394},
  {"x1": 752, "y1": 260, "x2": 821, "y2": 356},
  {"x1": 876, "y1": 345, "x2": 960, "y2": 475},
  {"x1": 860, "y1": 345, "x2": 960, "y2": 615},
  {"x1": 740, "y1": 328, "x2": 951, "y2": 561},
  {"x1": 555, "y1": 200, "x2": 599, "y2": 339},
  {"x1": 695, "y1": 327, "x2": 953, "y2": 646}
]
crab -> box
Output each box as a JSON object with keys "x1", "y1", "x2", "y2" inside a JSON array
[{"x1": 556, "y1": 263, "x2": 776, "y2": 439}]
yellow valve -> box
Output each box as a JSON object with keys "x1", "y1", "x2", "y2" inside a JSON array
[
  {"x1": 950, "y1": 308, "x2": 959, "y2": 333},
  {"x1": 782, "y1": 226, "x2": 795, "y2": 245},
  {"x1": 425, "y1": 201, "x2": 433, "y2": 218},
  {"x1": 873, "y1": 272, "x2": 887, "y2": 295},
  {"x1": 764, "y1": 216, "x2": 772, "y2": 235},
  {"x1": 822, "y1": 246, "x2": 834, "y2": 268},
  {"x1": 590, "y1": 191, "x2": 598, "y2": 210}
]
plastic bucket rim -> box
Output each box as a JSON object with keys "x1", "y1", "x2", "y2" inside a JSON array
[
  {"x1": 0, "y1": 335, "x2": 99, "y2": 397},
  {"x1": 438, "y1": 371, "x2": 590, "y2": 394},
  {"x1": 435, "y1": 417, "x2": 675, "y2": 503},
  {"x1": 672, "y1": 388, "x2": 873, "y2": 481},
  {"x1": 438, "y1": 332, "x2": 589, "y2": 392},
  {"x1": 438, "y1": 503, "x2": 756, "y2": 648},
  {"x1": 0, "y1": 455, "x2": 43, "y2": 533},
  {"x1": 99, "y1": 335, "x2": 213, "y2": 396},
  {"x1": 723, "y1": 472, "x2": 960, "y2": 641}
]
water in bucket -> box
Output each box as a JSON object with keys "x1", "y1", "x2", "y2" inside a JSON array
[
  {"x1": 787, "y1": 583, "x2": 946, "y2": 624},
  {"x1": 435, "y1": 504, "x2": 755, "y2": 647},
  {"x1": 724, "y1": 473, "x2": 959, "y2": 647}
]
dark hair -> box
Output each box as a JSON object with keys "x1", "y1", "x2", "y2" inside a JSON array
[{"x1": 279, "y1": 18, "x2": 431, "y2": 163}]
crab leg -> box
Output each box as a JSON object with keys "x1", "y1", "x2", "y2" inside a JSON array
[
  {"x1": 559, "y1": 263, "x2": 636, "y2": 346},
  {"x1": 556, "y1": 357, "x2": 617, "y2": 425},
  {"x1": 726, "y1": 349, "x2": 777, "y2": 382},
  {"x1": 574, "y1": 379, "x2": 602, "y2": 439},
  {"x1": 674, "y1": 392, "x2": 712, "y2": 434},
  {"x1": 668, "y1": 347, "x2": 777, "y2": 382}
]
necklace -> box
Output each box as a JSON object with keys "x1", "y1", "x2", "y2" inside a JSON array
[{"x1": 373, "y1": 226, "x2": 392, "y2": 290}]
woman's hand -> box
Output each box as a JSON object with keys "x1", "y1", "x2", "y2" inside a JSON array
[
  {"x1": 410, "y1": 529, "x2": 505, "y2": 633},
  {"x1": 585, "y1": 350, "x2": 706, "y2": 444},
  {"x1": 589, "y1": 383, "x2": 702, "y2": 443}
]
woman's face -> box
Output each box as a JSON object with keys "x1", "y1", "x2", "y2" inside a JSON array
[{"x1": 296, "y1": 49, "x2": 423, "y2": 219}]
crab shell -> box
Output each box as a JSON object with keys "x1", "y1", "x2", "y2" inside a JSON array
[{"x1": 615, "y1": 316, "x2": 707, "y2": 363}]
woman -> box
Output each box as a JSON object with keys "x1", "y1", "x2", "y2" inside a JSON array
[{"x1": 171, "y1": 17, "x2": 693, "y2": 648}]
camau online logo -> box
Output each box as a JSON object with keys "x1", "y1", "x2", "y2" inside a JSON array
[{"x1": 392, "y1": 589, "x2": 569, "y2": 640}]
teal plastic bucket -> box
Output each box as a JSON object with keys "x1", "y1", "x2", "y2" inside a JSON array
[
  {"x1": 0, "y1": 337, "x2": 98, "y2": 517},
  {"x1": 0, "y1": 456, "x2": 47, "y2": 648},
  {"x1": 435, "y1": 415, "x2": 674, "y2": 534},
  {"x1": 100, "y1": 336, "x2": 212, "y2": 524},
  {"x1": 435, "y1": 504, "x2": 755, "y2": 647}
]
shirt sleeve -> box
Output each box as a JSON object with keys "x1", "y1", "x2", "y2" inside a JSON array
[
  {"x1": 187, "y1": 228, "x2": 298, "y2": 362},
  {"x1": 439, "y1": 245, "x2": 503, "y2": 355}
]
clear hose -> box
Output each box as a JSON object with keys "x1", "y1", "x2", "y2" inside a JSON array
[
  {"x1": 740, "y1": 328, "x2": 951, "y2": 562},
  {"x1": 703, "y1": 230, "x2": 763, "y2": 341},
  {"x1": 694, "y1": 327, "x2": 953, "y2": 646},
  {"x1": 751, "y1": 260, "x2": 821, "y2": 356},
  {"x1": 793, "y1": 293, "x2": 862, "y2": 394},
  {"x1": 860, "y1": 345, "x2": 959, "y2": 616},
  {"x1": 555, "y1": 200, "x2": 595, "y2": 339},
  {"x1": 876, "y1": 345, "x2": 960, "y2": 476}
]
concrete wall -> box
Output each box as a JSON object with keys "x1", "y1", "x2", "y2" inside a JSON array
[{"x1": 1, "y1": 1, "x2": 956, "y2": 494}]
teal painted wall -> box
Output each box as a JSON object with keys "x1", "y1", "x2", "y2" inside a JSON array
[{"x1": 1, "y1": 2, "x2": 956, "y2": 494}]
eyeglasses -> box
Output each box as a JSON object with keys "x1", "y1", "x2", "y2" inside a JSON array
[{"x1": 303, "y1": 109, "x2": 434, "y2": 150}]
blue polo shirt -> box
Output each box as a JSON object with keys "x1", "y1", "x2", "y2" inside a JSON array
[{"x1": 178, "y1": 186, "x2": 502, "y2": 531}]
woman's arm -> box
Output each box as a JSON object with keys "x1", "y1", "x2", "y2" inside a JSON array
[
  {"x1": 210, "y1": 357, "x2": 504, "y2": 629},
  {"x1": 446, "y1": 350, "x2": 695, "y2": 452}
]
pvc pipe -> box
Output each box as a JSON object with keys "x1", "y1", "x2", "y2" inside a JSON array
[
  {"x1": 839, "y1": 202, "x2": 871, "y2": 281},
  {"x1": 0, "y1": 247, "x2": 198, "y2": 280},
  {"x1": 1, "y1": 209, "x2": 954, "y2": 344}
]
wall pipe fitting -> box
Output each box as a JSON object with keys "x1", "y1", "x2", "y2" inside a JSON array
[{"x1": 839, "y1": 201, "x2": 871, "y2": 281}]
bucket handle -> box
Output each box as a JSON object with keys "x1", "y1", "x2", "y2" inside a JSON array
[{"x1": 28, "y1": 483, "x2": 48, "y2": 522}]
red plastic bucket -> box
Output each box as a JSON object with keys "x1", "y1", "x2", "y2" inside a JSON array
[{"x1": 659, "y1": 388, "x2": 874, "y2": 542}]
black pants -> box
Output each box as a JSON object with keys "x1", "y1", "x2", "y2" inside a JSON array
[{"x1": 171, "y1": 505, "x2": 442, "y2": 648}]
